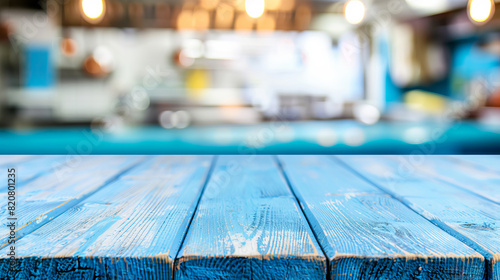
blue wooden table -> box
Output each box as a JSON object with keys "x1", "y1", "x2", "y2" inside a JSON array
[{"x1": 0, "y1": 155, "x2": 499, "y2": 279}]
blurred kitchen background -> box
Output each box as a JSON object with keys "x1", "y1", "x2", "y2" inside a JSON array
[{"x1": 1, "y1": 0, "x2": 500, "y2": 153}]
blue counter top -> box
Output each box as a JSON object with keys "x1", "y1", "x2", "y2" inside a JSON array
[{"x1": 1, "y1": 120, "x2": 499, "y2": 154}]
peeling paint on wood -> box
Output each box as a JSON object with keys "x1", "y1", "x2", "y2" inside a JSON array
[
  {"x1": 0, "y1": 155, "x2": 146, "y2": 249},
  {"x1": 0, "y1": 155, "x2": 497, "y2": 280},
  {"x1": 280, "y1": 155, "x2": 485, "y2": 280},
  {"x1": 0, "y1": 155, "x2": 213, "y2": 279},
  {"x1": 1, "y1": 155, "x2": 68, "y2": 184},
  {"x1": 175, "y1": 155, "x2": 327, "y2": 280},
  {"x1": 337, "y1": 155, "x2": 500, "y2": 280},
  {"x1": 431, "y1": 155, "x2": 500, "y2": 204}
]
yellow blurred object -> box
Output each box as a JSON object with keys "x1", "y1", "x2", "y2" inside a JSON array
[
  {"x1": 215, "y1": 4, "x2": 235, "y2": 29},
  {"x1": 235, "y1": 0, "x2": 246, "y2": 12},
  {"x1": 256, "y1": 14, "x2": 276, "y2": 32},
  {"x1": 177, "y1": 9, "x2": 193, "y2": 30},
  {"x1": 200, "y1": 0, "x2": 219, "y2": 10},
  {"x1": 280, "y1": 0, "x2": 295, "y2": 12},
  {"x1": 193, "y1": 9, "x2": 211, "y2": 30},
  {"x1": 266, "y1": 0, "x2": 281, "y2": 11},
  {"x1": 404, "y1": 90, "x2": 448, "y2": 114},
  {"x1": 186, "y1": 69, "x2": 210, "y2": 99},
  {"x1": 235, "y1": 14, "x2": 254, "y2": 31}
]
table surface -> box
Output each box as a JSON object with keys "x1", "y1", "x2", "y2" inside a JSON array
[
  {"x1": 0, "y1": 155, "x2": 499, "y2": 280},
  {"x1": 1, "y1": 120, "x2": 500, "y2": 154}
]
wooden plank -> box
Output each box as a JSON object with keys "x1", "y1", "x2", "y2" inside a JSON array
[
  {"x1": 406, "y1": 155, "x2": 500, "y2": 204},
  {"x1": 0, "y1": 156, "x2": 35, "y2": 166},
  {"x1": 0, "y1": 155, "x2": 213, "y2": 279},
  {"x1": 0, "y1": 155, "x2": 146, "y2": 248},
  {"x1": 338, "y1": 155, "x2": 500, "y2": 280},
  {"x1": 448, "y1": 155, "x2": 500, "y2": 173},
  {"x1": 0, "y1": 155, "x2": 68, "y2": 184},
  {"x1": 175, "y1": 155, "x2": 326, "y2": 280},
  {"x1": 279, "y1": 155, "x2": 485, "y2": 280}
]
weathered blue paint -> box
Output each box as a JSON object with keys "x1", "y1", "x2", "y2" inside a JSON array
[
  {"x1": 0, "y1": 155, "x2": 497, "y2": 280},
  {"x1": 403, "y1": 155, "x2": 500, "y2": 204},
  {"x1": 337, "y1": 155, "x2": 500, "y2": 280},
  {"x1": 1, "y1": 155, "x2": 67, "y2": 184},
  {"x1": 0, "y1": 155, "x2": 146, "y2": 249},
  {"x1": 279, "y1": 155, "x2": 485, "y2": 280},
  {"x1": 175, "y1": 155, "x2": 327, "y2": 280},
  {"x1": 448, "y1": 155, "x2": 500, "y2": 171},
  {"x1": 0, "y1": 155, "x2": 213, "y2": 279}
]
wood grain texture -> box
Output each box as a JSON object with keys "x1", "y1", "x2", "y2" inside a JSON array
[
  {"x1": 0, "y1": 155, "x2": 146, "y2": 249},
  {"x1": 448, "y1": 156, "x2": 500, "y2": 173},
  {"x1": 337, "y1": 155, "x2": 500, "y2": 280},
  {"x1": 175, "y1": 155, "x2": 326, "y2": 280},
  {"x1": 0, "y1": 155, "x2": 213, "y2": 280},
  {"x1": 1, "y1": 155, "x2": 68, "y2": 184},
  {"x1": 279, "y1": 155, "x2": 485, "y2": 280},
  {"x1": 420, "y1": 156, "x2": 500, "y2": 204}
]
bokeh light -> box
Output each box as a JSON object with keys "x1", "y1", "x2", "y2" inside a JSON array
[
  {"x1": 81, "y1": 0, "x2": 105, "y2": 22},
  {"x1": 193, "y1": 9, "x2": 210, "y2": 30},
  {"x1": 317, "y1": 128, "x2": 337, "y2": 147},
  {"x1": 353, "y1": 104, "x2": 381, "y2": 125},
  {"x1": 468, "y1": 0, "x2": 495, "y2": 24},
  {"x1": 344, "y1": 0, "x2": 366, "y2": 25},
  {"x1": 256, "y1": 14, "x2": 276, "y2": 32},
  {"x1": 61, "y1": 38, "x2": 77, "y2": 57},
  {"x1": 245, "y1": 0, "x2": 265, "y2": 18},
  {"x1": 266, "y1": 0, "x2": 281, "y2": 11},
  {"x1": 215, "y1": 4, "x2": 235, "y2": 29},
  {"x1": 235, "y1": 14, "x2": 254, "y2": 31},
  {"x1": 200, "y1": 0, "x2": 219, "y2": 10}
]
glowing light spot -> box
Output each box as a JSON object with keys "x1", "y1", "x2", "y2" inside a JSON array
[
  {"x1": 403, "y1": 127, "x2": 429, "y2": 144},
  {"x1": 344, "y1": 0, "x2": 365, "y2": 25},
  {"x1": 317, "y1": 129, "x2": 337, "y2": 147},
  {"x1": 344, "y1": 127, "x2": 365, "y2": 146},
  {"x1": 159, "y1": 111, "x2": 191, "y2": 129},
  {"x1": 245, "y1": 0, "x2": 265, "y2": 18},
  {"x1": 468, "y1": 0, "x2": 495, "y2": 24},
  {"x1": 353, "y1": 104, "x2": 381, "y2": 125},
  {"x1": 405, "y1": 0, "x2": 448, "y2": 14},
  {"x1": 81, "y1": 0, "x2": 105, "y2": 21}
]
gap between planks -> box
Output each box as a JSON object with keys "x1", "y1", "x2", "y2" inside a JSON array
[
  {"x1": 1, "y1": 155, "x2": 216, "y2": 280},
  {"x1": 273, "y1": 155, "x2": 331, "y2": 280},
  {"x1": 333, "y1": 155, "x2": 496, "y2": 280},
  {"x1": 172, "y1": 155, "x2": 218, "y2": 280},
  {"x1": 0, "y1": 156, "x2": 149, "y2": 250}
]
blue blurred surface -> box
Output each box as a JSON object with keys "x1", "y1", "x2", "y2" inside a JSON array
[
  {"x1": 1, "y1": 120, "x2": 499, "y2": 154},
  {"x1": 24, "y1": 45, "x2": 55, "y2": 88}
]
